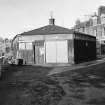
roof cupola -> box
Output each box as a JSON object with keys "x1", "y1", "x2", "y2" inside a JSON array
[
  {"x1": 49, "y1": 11, "x2": 55, "y2": 25},
  {"x1": 49, "y1": 18, "x2": 55, "y2": 25}
]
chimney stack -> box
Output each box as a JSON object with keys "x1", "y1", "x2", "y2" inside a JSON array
[
  {"x1": 49, "y1": 11, "x2": 55, "y2": 25},
  {"x1": 49, "y1": 18, "x2": 55, "y2": 25}
]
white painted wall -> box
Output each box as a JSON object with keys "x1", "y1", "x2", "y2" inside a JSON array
[
  {"x1": 19, "y1": 34, "x2": 73, "y2": 42},
  {"x1": 14, "y1": 34, "x2": 73, "y2": 63}
]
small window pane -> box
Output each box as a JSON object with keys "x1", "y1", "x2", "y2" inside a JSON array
[
  {"x1": 26, "y1": 43, "x2": 32, "y2": 50},
  {"x1": 19, "y1": 43, "x2": 25, "y2": 49}
]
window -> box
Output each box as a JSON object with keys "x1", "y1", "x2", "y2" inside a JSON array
[
  {"x1": 19, "y1": 43, "x2": 25, "y2": 50},
  {"x1": 94, "y1": 29, "x2": 97, "y2": 36},
  {"x1": 26, "y1": 43, "x2": 32, "y2": 50},
  {"x1": 19, "y1": 42, "x2": 32, "y2": 50},
  {"x1": 104, "y1": 28, "x2": 105, "y2": 36}
]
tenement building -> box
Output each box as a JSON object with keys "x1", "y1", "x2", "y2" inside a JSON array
[{"x1": 74, "y1": 6, "x2": 105, "y2": 56}]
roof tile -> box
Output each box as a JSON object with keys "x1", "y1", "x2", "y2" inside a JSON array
[{"x1": 21, "y1": 25, "x2": 73, "y2": 35}]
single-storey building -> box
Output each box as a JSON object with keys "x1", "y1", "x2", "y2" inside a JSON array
[{"x1": 12, "y1": 18, "x2": 96, "y2": 65}]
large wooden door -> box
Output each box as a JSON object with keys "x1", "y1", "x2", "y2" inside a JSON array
[
  {"x1": 56, "y1": 41, "x2": 68, "y2": 63},
  {"x1": 34, "y1": 41, "x2": 44, "y2": 64},
  {"x1": 46, "y1": 41, "x2": 56, "y2": 63},
  {"x1": 46, "y1": 40, "x2": 68, "y2": 63}
]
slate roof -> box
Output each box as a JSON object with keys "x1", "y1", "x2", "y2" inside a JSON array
[{"x1": 21, "y1": 25, "x2": 73, "y2": 35}]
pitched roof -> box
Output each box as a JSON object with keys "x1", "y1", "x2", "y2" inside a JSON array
[{"x1": 21, "y1": 25, "x2": 73, "y2": 35}]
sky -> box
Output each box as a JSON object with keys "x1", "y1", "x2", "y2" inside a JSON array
[{"x1": 0, "y1": 0, "x2": 105, "y2": 39}]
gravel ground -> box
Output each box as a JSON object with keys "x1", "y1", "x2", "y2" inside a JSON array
[
  {"x1": 0, "y1": 65, "x2": 65, "y2": 105},
  {"x1": 0, "y1": 62, "x2": 105, "y2": 105}
]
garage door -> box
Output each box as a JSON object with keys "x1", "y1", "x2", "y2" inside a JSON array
[{"x1": 46, "y1": 40, "x2": 68, "y2": 63}]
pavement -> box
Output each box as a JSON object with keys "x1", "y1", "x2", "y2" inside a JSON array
[{"x1": 48, "y1": 57, "x2": 105, "y2": 75}]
